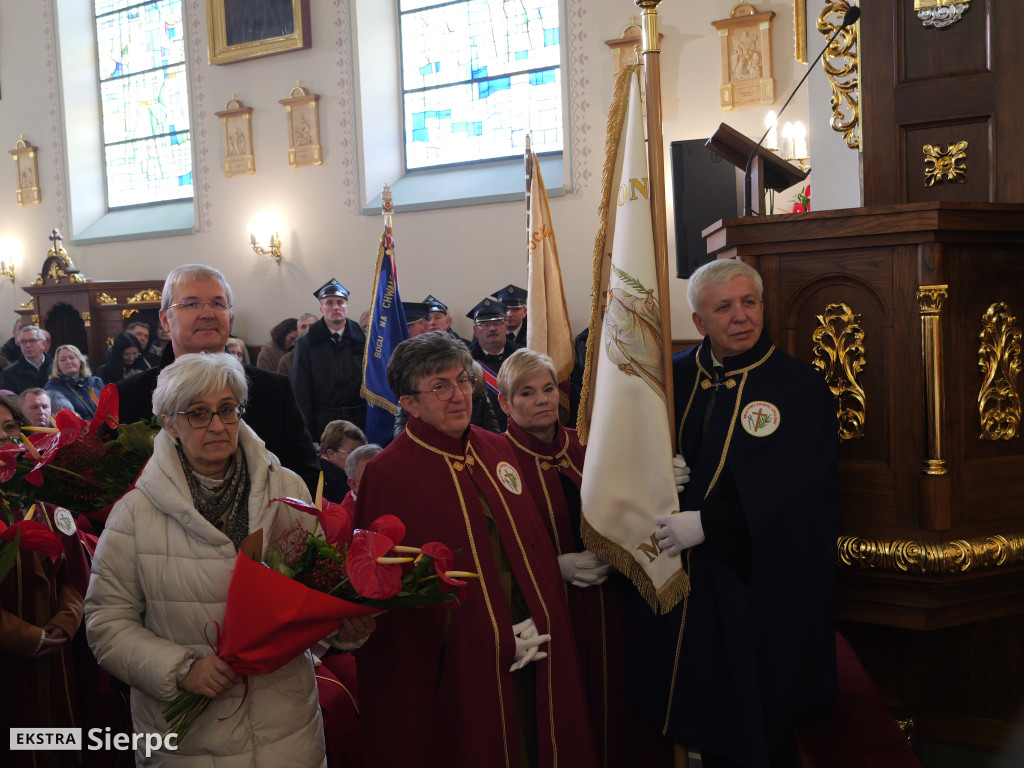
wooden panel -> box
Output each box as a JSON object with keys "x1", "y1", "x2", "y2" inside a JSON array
[
  {"x1": 901, "y1": 0, "x2": 989, "y2": 82},
  {"x1": 903, "y1": 118, "x2": 991, "y2": 203}
]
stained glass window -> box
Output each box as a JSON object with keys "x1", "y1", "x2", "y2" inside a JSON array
[
  {"x1": 398, "y1": 0, "x2": 562, "y2": 171},
  {"x1": 95, "y1": 0, "x2": 192, "y2": 208}
]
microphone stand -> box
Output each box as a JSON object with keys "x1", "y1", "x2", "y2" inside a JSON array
[{"x1": 742, "y1": 7, "x2": 861, "y2": 216}]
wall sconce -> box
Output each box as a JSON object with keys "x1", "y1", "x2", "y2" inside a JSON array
[
  {"x1": 248, "y1": 214, "x2": 284, "y2": 264},
  {"x1": 0, "y1": 237, "x2": 20, "y2": 283},
  {"x1": 250, "y1": 231, "x2": 282, "y2": 264}
]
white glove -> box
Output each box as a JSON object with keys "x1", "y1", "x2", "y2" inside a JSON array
[
  {"x1": 654, "y1": 511, "x2": 705, "y2": 557},
  {"x1": 673, "y1": 454, "x2": 691, "y2": 493},
  {"x1": 509, "y1": 617, "x2": 551, "y2": 672},
  {"x1": 557, "y1": 550, "x2": 613, "y2": 588}
]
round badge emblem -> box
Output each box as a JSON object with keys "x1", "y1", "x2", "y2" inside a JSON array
[
  {"x1": 496, "y1": 461, "x2": 523, "y2": 495},
  {"x1": 54, "y1": 507, "x2": 77, "y2": 536},
  {"x1": 741, "y1": 401, "x2": 781, "y2": 437}
]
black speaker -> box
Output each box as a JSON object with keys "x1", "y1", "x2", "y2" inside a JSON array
[{"x1": 670, "y1": 139, "x2": 740, "y2": 279}]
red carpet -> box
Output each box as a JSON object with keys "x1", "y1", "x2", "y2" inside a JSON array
[{"x1": 795, "y1": 633, "x2": 922, "y2": 768}]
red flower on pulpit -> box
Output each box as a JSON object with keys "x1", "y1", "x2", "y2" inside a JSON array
[{"x1": 792, "y1": 184, "x2": 811, "y2": 213}]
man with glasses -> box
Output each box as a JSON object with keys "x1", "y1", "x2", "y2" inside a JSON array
[
  {"x1": 467, "y1": 297, "x2": 522, "y2": 432},
  {"x1": 114, "y1": 264, "x2": 321, "y2": 494},
  {"x1": 291, "y1": 278, "x2": 367, "y2": 437},
  {"x1": 0, "y1": 325, "x2": 53, "y2": 394}
]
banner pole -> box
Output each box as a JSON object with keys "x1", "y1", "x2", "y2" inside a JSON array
[{"x1": 636, "y1": 0, "x2": 675, "y2": 453}]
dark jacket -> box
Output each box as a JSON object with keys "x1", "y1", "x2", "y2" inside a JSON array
[
  {"x1": 0, "y1": 336, "x2": 21, "y2": 364},
  {"x1": 96, "y1": 333, "x2": 150, "y2": 384},
  {"x1": 45, "y1": 374, "x2": 104, "y2": 418},
  {"x1": 0, "y1": 354, "x2": 52, "y2": 395},
  {"x1": 469, "y1": 337, "x2": 522, "y2": 432},
  {"x1": 290, "y1": 318, "x2": 367, "y2": 437},
  {"x1": 115, "y1": 345, "x2": 322, "y2": 495}
]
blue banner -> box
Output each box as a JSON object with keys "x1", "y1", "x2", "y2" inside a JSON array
[{"x1": 360, "y1": 229, "x2": 409, "y2": 446}]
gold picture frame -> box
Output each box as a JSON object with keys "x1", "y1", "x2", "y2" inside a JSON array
[
  {"x1": 9, "y1": 135, "x2": 41, "y2": 206},
  {"x1": 279, "y1": 82, "x2": 323, "y2": 168},
  {"x1": 206, "y1": 0, "x2": 311, "y2": 66},
  {"x1": 215, "y1": 95, "x2": 256, "y2": 177},
  {"x1": 794, "y1": 0, "x2": 807, "y2": 63}
]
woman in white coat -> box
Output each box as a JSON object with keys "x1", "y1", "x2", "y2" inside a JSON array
[{"x1": 85, "y1": 353, "x2": 373, "y2": 767}]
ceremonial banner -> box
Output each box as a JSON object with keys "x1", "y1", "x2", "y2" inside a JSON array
[
  {"x1": 579, "y1": 65, "x2": 686, "y2": 613},
  {"x1": 526, "y1": 152, "x2": 573, "y2": 383},
  {"x1": 360, "y1": 227, "x2": 408, "y2": 446}
]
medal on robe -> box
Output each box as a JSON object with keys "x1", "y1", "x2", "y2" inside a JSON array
[
  {"x1": 496, "y1": 461, "x2": 523, "y2": 495},
  {"x1": 741, "y1": 400, "x2": 781, "y2": 437},
  {"x1": 55, "y1": 507, "x2": 77, "y2": 536}
]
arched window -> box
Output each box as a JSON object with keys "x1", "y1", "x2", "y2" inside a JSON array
[
  {"x1": 94, "y1": 0, "x2": 192, "y2": 209},
  {"x1": 397, "y1": 0, "x2": 562, "y2": 171}
]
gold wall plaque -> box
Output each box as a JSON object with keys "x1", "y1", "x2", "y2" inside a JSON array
[
  {"x1": 977, "y1": 302, "x2": 1022, "y2": 441},
  {"x1": 817, "y1": 2, "x2": 860, "y2": 150},
  {"x1": 923, "y1": 141, "x2": 968, "y2": 186},
  {"x1": 711, "y1": 3, "x2": 777, "y2": 110},
  {"x1": 9, "y1": 135, "x2": 41, "y2": 206},
  {"x1": 918, "y1": 286, "x2": 948, "y2": 475},
  {"x1": 215, "y1": 95, "x2": 255, "y2": 177},
  {"x1": 838, "y1": 532, "x2": 1024, "y2": 575},
  {"x1": 811, "y1": 302, "x2": 866, "y2": 440},
  {"x1": 279, "y1": 82, "x2": 322, "y2": 168}
]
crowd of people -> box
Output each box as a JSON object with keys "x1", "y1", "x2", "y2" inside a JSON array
[{"x1": 0, "y1": 260, "x2": 839, "y2": 768}]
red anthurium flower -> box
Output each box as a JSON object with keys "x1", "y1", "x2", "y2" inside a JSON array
[
  {"x1": 0, "y1": 442, "x2": 23, "y2": 482},
  {"x1": 270, "y1": 496, "x2": 353, "y2": 547},
  {"x1": 346, "y1": 529, "x2": 402, "y2": 599},
  {"x1": 420, "y1": 541, "x2": 465, "y2": 587},
  {"x1": 369, "y1": 515, "x2": 405, "y2": 546},
  {"x1": 87, "y1": 385, "x2": 120, "y2": 436},
  {"x1": 0, "y1": 519, "x2": 63, "y2": 560},
  {"x1": 792, "y1": 203, "x2": 806, "y2": 213}
]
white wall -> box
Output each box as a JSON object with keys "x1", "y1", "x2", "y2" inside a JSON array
[{"x1": 0, "y1": 0, "x2": 857, "y2": 346}]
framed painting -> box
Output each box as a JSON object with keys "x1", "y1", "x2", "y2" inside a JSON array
[{"x1": 206, "y1": 0, "x2": 311, "y2": 65}]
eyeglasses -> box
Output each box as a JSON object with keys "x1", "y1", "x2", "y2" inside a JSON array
[
  {"x1": 168, "y1": 299, "x2": 233, "y2": 313},
  {"x1": 1, "y1": 420, "x2": 22, "y2": 437},
  {"x1": 175, "y1": 404, "x2": 245, "y2": 429},
  {"x1": 474, "y1": 319, "x2": 505, "y2": 328},
  {"x1": 19, "y1": 338, "x2": 43, "y2": 345},
  {"x1": 413, "y1": 376, "x2": 475, "y2": 402}
]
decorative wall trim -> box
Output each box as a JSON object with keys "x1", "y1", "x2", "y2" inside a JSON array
[
  {"x1": 568, "y1": 0, "x2": 591, "y2": 191},
  {"x1": 838, "y1": 532, "x2": 1024, "y2": 575},
  {"x1": 43, "y1": 0, "x2": 68, "y2": 231},
  {"x1": 187, "y1": 0, "x2": 213, "y2": 232},
  {"x1": 918, "y1": 285, "x2": 948, "y2": 475},
  {"x1": 334, "y1": 0, "x2": 359, "y2": 214}
]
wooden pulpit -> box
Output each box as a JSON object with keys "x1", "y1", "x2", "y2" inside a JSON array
[{"x1": 704, "y1": 201, "x2": 1024, "y2": 751}]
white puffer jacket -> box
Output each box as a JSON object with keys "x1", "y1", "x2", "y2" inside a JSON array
[{"x1": 85, "y1": 423, "x2": 326, "y2": 768}]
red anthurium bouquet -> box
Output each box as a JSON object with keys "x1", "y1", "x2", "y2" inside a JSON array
[
  {"x1": 163, "y1": 499, "x2": 476, "y2": 742},
  {"x1": 0, "y1": 505, "x2": 63, "y2": 583},
  {"x1": 0, "y1": 385, "x2": 156, "y2": 522},
  {"x1": 792, "y1": 184, "x2": 811, "y2": 213}
]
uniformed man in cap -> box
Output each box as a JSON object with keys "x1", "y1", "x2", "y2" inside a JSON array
[
  {"x1": 423, "y1": 294, "x2": 466, "y2": 344},
  {"x1": 467, "y1": 297, "x2": 522, "y2": 431},
  {"x1": 291, "y1": 278, "x2": 368, "y2": 437},
  {"x1": 494, "y1": 284, "x2": 528, "y2": 346},
  {"x1": 403, "y1": 302, "x2": 431, "y2": 338}
]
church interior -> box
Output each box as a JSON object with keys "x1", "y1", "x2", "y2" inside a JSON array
[{"x1": 1, "y1": 0, "x2": 1022, "y2": 766}]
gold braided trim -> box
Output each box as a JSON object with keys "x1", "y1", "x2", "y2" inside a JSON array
[
  {"x1": 837, "y1": 532, "x2": 1024, "y2": 575},
  {"x1": 705, "y1": 372, "x2": 749, "y2": 497},
  {"x1": 578, "y1": 63, "x2": 642, "y2": 445},
  {"x1": 314, "y1": 673, "x2": 359, "y2": 715},
  {"x1": 581, "y1": 515, "x2": 691, "y2": 615}
]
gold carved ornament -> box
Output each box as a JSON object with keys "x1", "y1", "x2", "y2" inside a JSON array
[
  {"x1": 19, "y1": 297, "x2": 33, "y2": 310},
  {"x1": 96, "y1": 293, "x2": 117, "y2": 306},
  {"x1": 82, "y1": 312, "x2": 91, "y2": 328},
  {"x1": 923, "y1": 141, "x2": 968, "y2": 186},
  {"x1": 811, "y1": 302, "x2": 866, "y2": 440},
  {"x1": 127, "y1": 288, "x2": 161, "y2": 304},
  {"x1": 837, "y1": 532, "x2": 1024, "y2": 575},
  {"x1": 121, "y1": 309, "x2": 139, "y2": 320},
  {"x1": 816, "y1": 2, "x2": 860, "y2": 150},
  {"x1": 977, "y1": 302, "x2": 1022, "y2": 440}
]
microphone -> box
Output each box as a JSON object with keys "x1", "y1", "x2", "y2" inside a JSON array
[{"x1": 742, "y1": 5, "x2": 862, "y2": 216}]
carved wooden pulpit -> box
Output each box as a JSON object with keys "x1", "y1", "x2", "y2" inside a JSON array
[{"x1": 17, "y1": 230, "x2": 164, "y2": 367}]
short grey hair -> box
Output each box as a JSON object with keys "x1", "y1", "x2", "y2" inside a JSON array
[
  {"x1": 387, "y1": 332, "x2": 473, "y2": 399},
  {"x1": 686, "y1": 260, "x2": 763, "y2": 316},
  {"x1": 161, "y1": 264, "x2": 234, "y2": 312},
  {"x1": 345, "y1": 443, "x2": 382, "y2": 479},
  {"x1": 152, "y1": 353, "x2": 248, "y2": 421},
  {"x1": 496, "y1": 348, "x2": 557, "y2": 400},
  {"x1": 18, "y1": 325, "x2": 45, "y2": 343}
]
